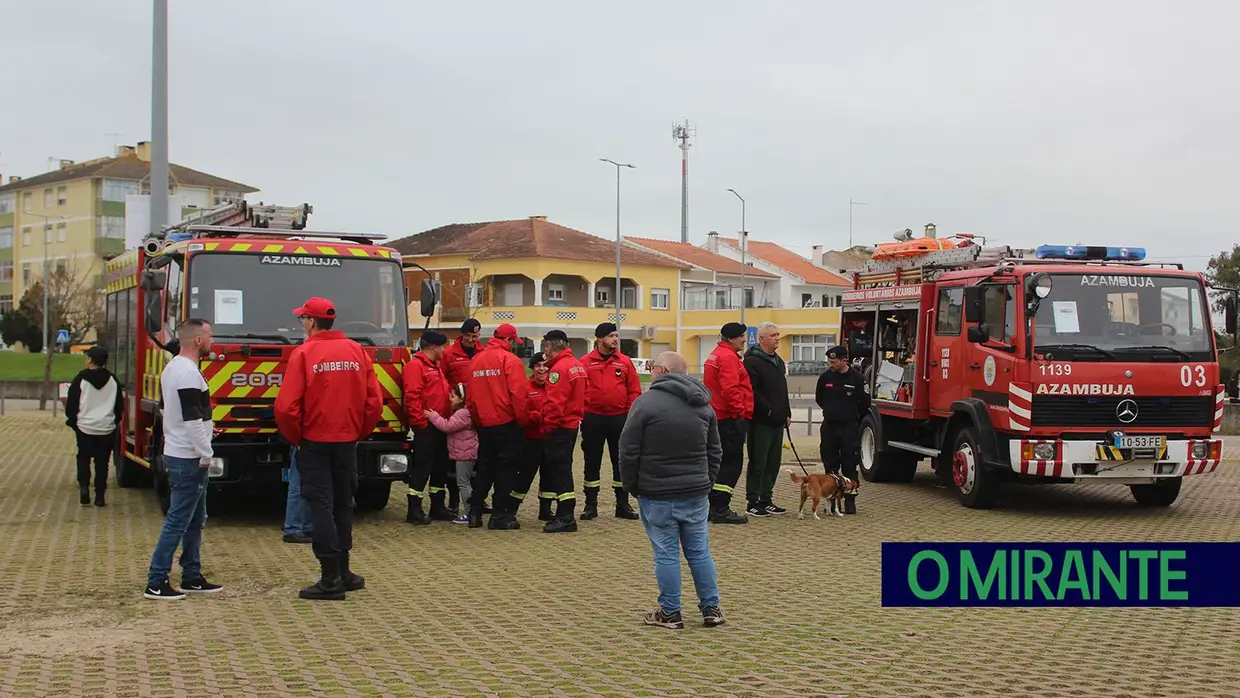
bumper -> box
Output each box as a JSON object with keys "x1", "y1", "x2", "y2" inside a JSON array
[
  {"x1": 205, "y1": 440, "x2": 410, "y2": 485},
  {"x1": 1007, "y1": 438, "x2": 1222, "y2": 483}
]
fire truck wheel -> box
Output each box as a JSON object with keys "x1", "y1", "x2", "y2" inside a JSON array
[
  {"x1": 859, "y1": 415, "x2": 917, "y2": 483},
  {"x1": 353, "y1": 481, "x2": 393, "y2": 512},
  {"x1": 1129, "y1": 478, "x2": 1182, "y2": 507},
  {"x1": 949, "y1": 426, "x2": 999, "y2": 509}
]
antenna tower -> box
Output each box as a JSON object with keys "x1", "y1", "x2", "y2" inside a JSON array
[{"x1": 672, "y1": 119, "x2": 694, "y2": 243}]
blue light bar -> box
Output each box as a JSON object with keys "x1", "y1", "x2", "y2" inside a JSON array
[{"x1": 1035, "y1": 244, "x2": 1146, "y2": 262}]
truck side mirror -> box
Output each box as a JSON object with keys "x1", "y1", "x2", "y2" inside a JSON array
[
  {"x1": 144, "y1": 292, "x2": 163, "y2": 334},
  {"x1": 141, "y1": 269, "x2": 166, "y2": 291},
  {"x1": 1226, "y1": 296, "x2": 1237, "y2": 336},
  {"x1": 963, "y1": 286, "x2": 985, "y2": 324},
  {"x1": 419, "y1": 279, "x2": 440, "y2": 318},
  {"x1": 967, "y1": 325, "x2": 989, "y2": 343}
]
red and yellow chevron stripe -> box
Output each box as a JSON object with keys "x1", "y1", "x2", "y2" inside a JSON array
[{"x1": 186, "y1": 239, "x2": 395, "y2": 259}]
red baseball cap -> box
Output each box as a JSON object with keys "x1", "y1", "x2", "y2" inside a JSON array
[
  {"x1": 293, "y1": 297, "x2": 336, "y2": 320},
  {"x1": 494, "y1": 323, "x2": 524, "y2": 345}
]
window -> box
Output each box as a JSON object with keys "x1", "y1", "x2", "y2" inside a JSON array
[
  {"x1": 801, "y1": 293, "x2": 814, "y2": 308},
  {"x1": 622, "y1": 286, "x2": 637, "y2": 309},
  {"x1": 0, "y1": 227, "x2": 12, "y2": 248},
  {"x1": 651, "y1": 288, "x2": 669, "y2": 310},
  {"x1": 935, "y1": 286, "x2": 964, "y2": 335},
  {"x1": 102, "y1": 179, "x2": 139, "y2": 202},
  {"x1": 213, "y1": 189, "x2": 242, "y2": 206},
  {"x1": 821, "y1": 293, "x2": 841, "y2": 308},
  {"x1": 0, "y1": 260, "x2": 11, "y2": 281},
  {"x1": 22, "y1": 228, "x2": 30, "y2": 247},
  {"x1": 43, "y1": 189, "x2": 53, "y2": 208},
  {"x1": 981, "y1": 284, "x2": 1016, "y2": 344},
  {"x1": 0, "y1": 294, "x2": 12, "y2": 314},
  {"x1": 0, "y1": 193, "x2": 13, "y2": 214},
  {"x1": 595, "y1": 287, "x2": 612, "y2": 307},
  {"x1": 22, "y1": 192, "x2": 31, "y2": 210},
  {"x1": 57, "y1": 224, "x2": 67, "y2": 243},
  {"x1": 100, "y1": 216, "x2": 126, "y2": 239},
  {"x1": 56, "y1": 186, "x2": 67, "y2": 206},
  {"x1": 547, "y1": 283, "x2": 565, "y2": 302},
  {"x1": 743, "y1": 287, "x2": 754, "y2": 309},
  {"x1": 791, "y1": 334, "x2": 837, "y2": 362},
  {"x1": 22, "y1": 263, "x2": 31, "y2": 285}
]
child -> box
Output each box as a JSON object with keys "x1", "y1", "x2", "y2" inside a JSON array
[{"x1": 426, "y1": 389, "x2": 478, "y2": 524}]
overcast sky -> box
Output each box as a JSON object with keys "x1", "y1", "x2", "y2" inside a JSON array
[{"x1": 3, "y1": 1, "x2": 1238, "y2": 272}]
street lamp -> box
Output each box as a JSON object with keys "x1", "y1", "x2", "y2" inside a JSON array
[
  {"x1": 22, "y1": 211, "x2": 67, "y2": 355},
  {"x1": 727, "y1": 188, "x2": 746, "y2": 325},
  {"x1": 849, "y1": 198, "x2": 867, "y2": 248},
  {"x1": 600, "y1": 158, "x2": 635, "y2": 324}
]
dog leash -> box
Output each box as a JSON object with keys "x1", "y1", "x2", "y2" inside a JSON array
[{"x1": 785, "y1": 425, "x2": 812, "y2": 476}]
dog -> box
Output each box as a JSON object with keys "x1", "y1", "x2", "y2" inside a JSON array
[{"x1": 787, "y1": 469, "x2": 858, "y2": 519}]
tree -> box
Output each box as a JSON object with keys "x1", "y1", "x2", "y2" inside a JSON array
[
  {"x1": 1204, "y1": 244, "x2": 1240, "y2": 312},
  {"x1": 17, "y1": 263, "x2": 105, "y2": 410},
  {"x1": 0, "y1": 307, "x2": 40, "y2": 351}
]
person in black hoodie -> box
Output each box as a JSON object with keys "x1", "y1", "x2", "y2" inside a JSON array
[
  {"x1": 65, "y1": 345, "x2": 124, "y2": 506},
  {"x1": 743, "y1": 322, "x2": 792, "y2": 516}
]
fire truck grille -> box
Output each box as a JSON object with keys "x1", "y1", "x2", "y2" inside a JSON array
[{"x1": 1030, "y1": 396, "x2": 1213, "y2": 428}]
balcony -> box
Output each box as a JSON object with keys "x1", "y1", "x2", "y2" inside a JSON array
[{"x1": 94, "y1": 237, "x2": 126, "y2": 258}]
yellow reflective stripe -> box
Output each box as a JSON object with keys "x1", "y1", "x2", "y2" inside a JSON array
[
  {"x1": 538, "y1": 491, "x2": 556, "y2": 499},
  {"x1": 349, "y1": 248, "x2": 369, "y2": 257},
  {"x1": 407, "y1": 488, "x2": 423, "y2": 497},
  {"x1": 712, "y1": 483, "x2": 733, "y2": 493},
  {"x1": 428, "y1": 486, "x2": 445, "y2": 494},
  {"x1": 262, "y1": 244, "x2": 284, "y2": 253},
  {"x1": 583, "y1": 480, "x2": 601, "y2": 488},
  {"x1": 509, "y1": 490, "x2": 527, "y2": 500},
  {"x1": 556, "y1": 492, "x2": 576, "y2": 501},
  {"x1": 611, "y1": 480, "x2": 624, "y2": 488}
]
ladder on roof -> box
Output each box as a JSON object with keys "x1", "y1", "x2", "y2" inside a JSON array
[
  {"x1": 854, "y1": 245, "x2": 1031, "y2": 288},
  {"x1": 152, "y1": 201, "x2": 313, "y2": 240}
]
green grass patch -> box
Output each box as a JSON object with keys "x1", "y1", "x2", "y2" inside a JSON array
[{"x1": 0, "y1": 352, "x2": 84, "y2": 382}]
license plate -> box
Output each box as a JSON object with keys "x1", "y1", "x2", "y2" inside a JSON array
[
  {"x1": 1116, "y1": 434, "x2": 1165, "y2": 450},
  {"x1": 281, "y1": 467, "x2": 290, "y2": 483}
]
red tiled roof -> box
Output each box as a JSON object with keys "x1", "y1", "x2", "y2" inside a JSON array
[
  {"x1": 625, "y1": 237, "x2": 779, "y2": 278},
  {"x1": 0, "y1": 153, "x2": 257, "y2": 193},
  {"x1": 715, "y1": 238, "x2": 851, "y2": 286},
  {"x1": 390, "y1": 218, "x2": 689, "y2": 269}
]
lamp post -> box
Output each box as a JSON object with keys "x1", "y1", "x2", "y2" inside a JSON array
[
  {"x1": 727, "y1": 188, "x2": 746, "y2": 325},
  {"x1": 849, "y1": 198, "x2": 867, "y2": 248},
  {"x1": 22, "y1": 211, "x2": 67, "y2": 355},
  {"x1": 600, "y1": 158, "x2": 635, "y2": 324}
]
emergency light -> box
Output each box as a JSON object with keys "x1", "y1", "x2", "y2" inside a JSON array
[{"x1": 1035, "y1": 244, "x2": 1146, "y2": 261}]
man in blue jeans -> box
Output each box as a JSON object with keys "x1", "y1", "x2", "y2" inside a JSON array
[
  {"x1": 144, "y1": 319, "x2": 224, "y2": 600},
  {"x1": 283, "y1": 447, "x2": 313, "y2": 544},
  {"x1": 618, "y1": 351, "x2": 726, "y2": 629}
]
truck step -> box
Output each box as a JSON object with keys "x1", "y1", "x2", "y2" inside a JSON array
[{"x1": 887, "y1": 441, "x2": 941, "y2": 457}]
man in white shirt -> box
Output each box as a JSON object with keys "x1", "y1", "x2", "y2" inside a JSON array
[
  {"x1": 64, "y1": 345, "x2": 124, "y2": 507},
  {"x1": 143, "y1": 318, "x2": 225, "y2": 600}
]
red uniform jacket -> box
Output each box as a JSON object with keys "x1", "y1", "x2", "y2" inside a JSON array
[
  {"x1": 441, "y1": 337, "x2": 479, "y2": 388},
  {"x1": 524, "y1": 379, "x2": 547, "y2": 440},
  {"x1": 465, "y1": 341, "x2": 529, "y2": 428},
  {"x1": 704, "y1": 341, "x2": 754, "y2": 421},
  {"x1": 582, "y1": 348, "x2": 642, "y2": 416},
  {"x1": 275, "y1": 330, "x2": 383, "y2": 445},
  {"x1": 542, "y1": 349, "x2": 587, "y2": 435},
  {"x1": 402, "y1": 351, "x2": 451, "y2": 430}
]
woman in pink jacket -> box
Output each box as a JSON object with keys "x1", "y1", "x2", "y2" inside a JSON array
[{"x1": 426, "y1": 390, "x2": 479, "y2": 524}]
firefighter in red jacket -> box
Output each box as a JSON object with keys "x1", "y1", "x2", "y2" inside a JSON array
[
  {"x1": 275, "y1": 297, "x2": 383, "y2": 601},
  {"x1": 440, "y1": 318, "x2": 482, "y2": 513},
  {"x1": 580, "y1": 322, "x2": 642, "y2": 520},
  {"x1": 511, "y1": 353, "x2": 556, "y2": 522},
  {"x1": 401, "y1": 330, "x2": 454, "y2": 525},
  {"x1": 703, "y1": 322, "x2": 754, "y2": 524},
  {"x1": 536, "y1": 330, "x2": 587, "y2": 533},
  {"x1": 464, "y1": 323, "x2": 530, "y2": 530}
]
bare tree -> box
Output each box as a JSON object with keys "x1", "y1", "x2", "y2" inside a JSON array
[{"x1": 21, "y1": 260, "x2": 105, "y2": 410}]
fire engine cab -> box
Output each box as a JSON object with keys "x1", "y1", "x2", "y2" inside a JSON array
[{"x1": 840, "y1": 226, "x2": 1238, "y2": 509}]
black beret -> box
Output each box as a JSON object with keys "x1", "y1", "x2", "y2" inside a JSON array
[
  {"x1": 720, "y1": 322, "x2": 747, "y2": 339},
  {"x1": 543, "y1": 329, "x2": 569, "y2": 342},
  {"x1": 420, "y1": 330, "x2": 448, "y2": 346},
  {"x1": 461, "y1": 318, "x2": 481, "y2": 333},
  {"x1": 594, "y1": 322, "x2": 617, "y2": 338},
  {"x1": 826, "y1": 345, "x2": 849, "y2": 359},
  {"x1": 529, "y1": 352, "x2": 547, "y2": 368}
]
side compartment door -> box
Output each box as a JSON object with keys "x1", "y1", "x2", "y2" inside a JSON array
[
  {"x1": 964, "y1": 283, "x2": 1020, "y2": 428},
  {"x1": 928, "y1": 285, "x2": 965, "y2": 413}
]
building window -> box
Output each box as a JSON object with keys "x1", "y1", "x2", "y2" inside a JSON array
[
  {"x1": 0, "y1": 193, "x2": 13, "y2": 215},
  {"x1": 0, "y1": 227, "x2": 12, "y2": 248},
  {"x1": 651, "y1": 288, "x2": 670, "y2": 310},
  {"x1": 22, "y1": 192, "x2": 32, "y2": 210},
  {"x1": 790, "y1": 334, "x2": 837, "y2": 362},
  {"x1": 57, "y1": 224, "x2": 67, "y2": 243},
  {"x1": 102, "y1": 179, "x2": 140, "y2": 202},
  {"x1": 0, "y1": 294, "x2": 12, "y2": 314},
  {"x1": 801, "y1": 293, "x2": 816, "y2": 308},
  {"x1": 22, "y1": 228, "x2": 31, "y2": 246},
  {"x1": 57, "y1": 186, "x2": 67, "y2": 206},
  {"x1": 0, "y1": 260, "x2": 12, "y2": 282},
  {"x1": 22, "y1": 263, "x2": 31, "y2": 285},
  {"x1": 100, "y1": 216, "x2": 126, "y2": 240},
  {"x1": 44, "y1": 227, "x2": 52, "y2": 245},
  {"x1": 43, "y1": 189, "x2": 53, "y2": 208},
  {"x1": 213, "y1": 189, "x2": 242, "y2": 206},
  {"x1": 821, "y1": 294, "x2": 841, "y2": 308},
  {"x1": 595, "y1": 287, "x2": 612, "y2": 307},
  {"x1": 547, "y1": 283, "x2": 565, "y2": 302},
  {"x1": 622, "y1": 286, "x2": 637, "y2": 309}
]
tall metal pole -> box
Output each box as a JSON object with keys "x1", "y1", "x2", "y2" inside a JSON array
[
  {"x1": 728, "y1": 189, "x2": 746, "y2": 325},
  {"x1": 22, "y1": 211, "x2": 63, "y2": 354},
  {"x1": 601, "y1": 159, "x2": 634, "y2": 323},
  {"x1": 150, "y1": 0, "x2": 170, "y2": 238}
]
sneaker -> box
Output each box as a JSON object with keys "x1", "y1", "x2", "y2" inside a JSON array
[
  {"x1": 643, "y1": 608, "x2": 684, "y2": 629},
  {"x1": 452, "y1": 513, "x2": 469, "y2": 524},
  {"x1": 283, "y1": 533, "x2": 313, "y2": 544},
  {"x1": 765, "y1": 503, "x2": 787, "y2": 515},
  {"x1": 181, "y1": 577, "x2": 223, "y2": 594},
  {"x1": 745, "y1": 505, "x2": 770, "y2": 518},
  {"x1": 702, "y1": 606, "x2": 726, "y2": 626},
  {"x1": 143, "y1": 580, "x2": 186, "y2": 600}
]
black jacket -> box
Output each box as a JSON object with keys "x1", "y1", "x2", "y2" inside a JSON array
[
  {"x1": 618, "y1": 372, "x2": 721, "y2": 500},
  {"x1": 744, "y1": 347, "x2": 791, "y2": 427},
  {"x1": 815, "y1": 366, "x2": 871, "y2": 423}
]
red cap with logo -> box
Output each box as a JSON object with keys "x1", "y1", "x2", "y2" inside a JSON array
[
  {"x1": 494, "y1": 323, "x2": 524, "y2": 345},
  {"x1": 293, "y1": 297, "x2": 336, "y2": 320}
]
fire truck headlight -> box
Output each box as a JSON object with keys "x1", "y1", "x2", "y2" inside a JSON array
[
  {"x1": 379, "y1": 454, "x2": 408, "y2": 474},
  {"x1": 1192, "y1": 442, "x2": 1211, "y2": 459},
  {"x1": 207, "y1": 458, "x2": 226, "y2": 478},
  {"x1": 1032, "y1": 443, "x2": 1056, "y2": 461}
]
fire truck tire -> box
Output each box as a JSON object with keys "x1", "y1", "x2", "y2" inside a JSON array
[
  {"x1": 949, "y1": 426, "x2": 999, "y2": 509},
  {"x1": 353, "y1": 481, "x2": 393, "y2": 512},
  {"x1": 1129, "y1": 478, "x2": 1182, "y2": 507},
  {"x1": 859, "y1": 415, "x2": 917, "y2": 483}
]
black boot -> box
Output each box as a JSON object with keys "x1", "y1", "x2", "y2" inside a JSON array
[
  {"x1": 580, "y1": 488, "x2": 599, "y2": 520},
  {"x1": 708, "y1": 492, "x2": 747, "y2": 524},
  {"x1": 405, "y1": 494, "x2": 430, "y2": 524},
  {"x1": 428, "y1": 491, "x2": 455, "y2": 521},
  {"x1": 467, "y1": 501, "x2": 484, "y2": 528},
  {"x1": 844, "y1": 493, "x2": 857, "y2": 515},
  {"x1": 79, "y1": 485, "x2": 90, "y2": 505},
  {"x1": 487, "y1": 507, "x2": 520, "y2": 530},
  {"x1": 447, "y1": 483, "x2": 461, "y2": 515},
  {"x1": 299, "y1": 556, "x2": 346, "y2": 600},
  {"x1": 94, "y1": 489, "x2": 105, "y2": 507},
  {"x1": 537, "y1": 498, "x2": 555, "y2": 522},
  {"x1": 339, "y1": 551, "x2": 365, "y2": 591},
  {"x1": 614, "y1": 488, "x2": 639, "y2": 520},
  {"x1": 544, "y1": 499, "x2": 578, "y2": 533}
]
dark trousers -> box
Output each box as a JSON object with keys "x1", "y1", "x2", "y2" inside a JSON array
[
  {"x1": 709, "y1": 418, "x2": 747, "y2": 509},
  {"x1": 512, "y1": 436, "x2": 547, "y2": 502},
  {"x1": 821, "y1": 420, "x2": 861, "y2": 480},
  {"x1": 471, "y1": 421, "x2": 524, "y2": 514},
  {"x1": 75, "y1": 431, "x2": 114, "y2": 491},
  {"x1": 746, "y1": 422, "x2": 784, "y2": 507},
  {"x1": 542, "y1": 427, "x2": 578, "y2": 500},
  {"x1": 407, "y1": 426, "x2": 450, "y2": 500},
  {"x1": 581, "y1": 413, "x2": 626, "y2": 491},
  {"x1": 298, "y1": 440, "x2": 358, "y2": 560}
]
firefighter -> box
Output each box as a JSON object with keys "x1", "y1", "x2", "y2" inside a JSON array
[
  {"x1": 511, "y1": 352, "x2": 555, "y2": 522},
  {"x1": 703, "y1": 322, "x2": 754, "y2": 524},
  {"x1": 580, "y1": 322, "x2": 642, "y2": 520},
  {"x1": 536, "y1": 330, "x2": 587, "y2": 533},
  {"x1": 275, "y1": 297, "x2": 383, "y2": 601},
  {"x1": 815, "y1": 345, "x2": 870, "y2": 515},
  {"x1": 464, "y1": 323, "x2": 530, "y2": 530},
  {"x1": 401, "y1": 330, "x2": 455, "y2": 524},
  {"x1": 441, "y1": 318, "x2": 483, "y2": 513}
]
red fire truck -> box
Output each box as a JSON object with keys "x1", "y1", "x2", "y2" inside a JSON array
[
  {"x1": 101, "y1": 201, "x2": 431, "y2": 513},
  {"x1": 839, "y1": 229, "x2": 1237, "y2": 509}
]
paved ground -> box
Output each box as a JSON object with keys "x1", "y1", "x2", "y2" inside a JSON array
[{"x1": 2, "y1": 411, "x2": 1240, "y2": 697}]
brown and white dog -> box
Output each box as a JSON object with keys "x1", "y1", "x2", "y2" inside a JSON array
[{"x1": 787, "y1": 469, "x2": 858, "y2": 519}]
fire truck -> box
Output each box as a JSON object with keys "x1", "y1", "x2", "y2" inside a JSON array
[
  {"x1": 839, "y1": 226, "x2": 1238, "y2": 509},
  {"x1": 102, "y1": 201, "x2": 429, "y2": 513}
]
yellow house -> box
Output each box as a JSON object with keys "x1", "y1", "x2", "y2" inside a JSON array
[{"x1": 0, "y1": 141, "x2": 257, "y2": 313}]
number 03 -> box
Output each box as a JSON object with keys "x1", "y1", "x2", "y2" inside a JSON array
[{"x1": 1180, "y1": 365, "x2": 1206, "y2": 387}]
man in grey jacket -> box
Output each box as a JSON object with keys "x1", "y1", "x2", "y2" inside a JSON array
[{"x1": 619, "y1": 351, "x2": 726, "y2": 630}]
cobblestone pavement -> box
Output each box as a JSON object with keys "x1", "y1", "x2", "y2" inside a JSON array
[{"x1": 2, "y1": 412, "x2": 1240, "y2": 697}]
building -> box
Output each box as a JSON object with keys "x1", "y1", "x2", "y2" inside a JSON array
[
  {"x1": 0, "y1": 141, "x2": 257, "y2": 312},
  {"x1": 391, "y1": 216, "x2": 689, "y2": 359}
]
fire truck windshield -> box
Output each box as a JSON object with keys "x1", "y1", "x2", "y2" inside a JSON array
[
  {"x1": 187, "y1": 253, "x2": 409, "y2": 346},
  {"x1": 1031, "y1": 273, "x2": 1213, "y2": 361}
]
